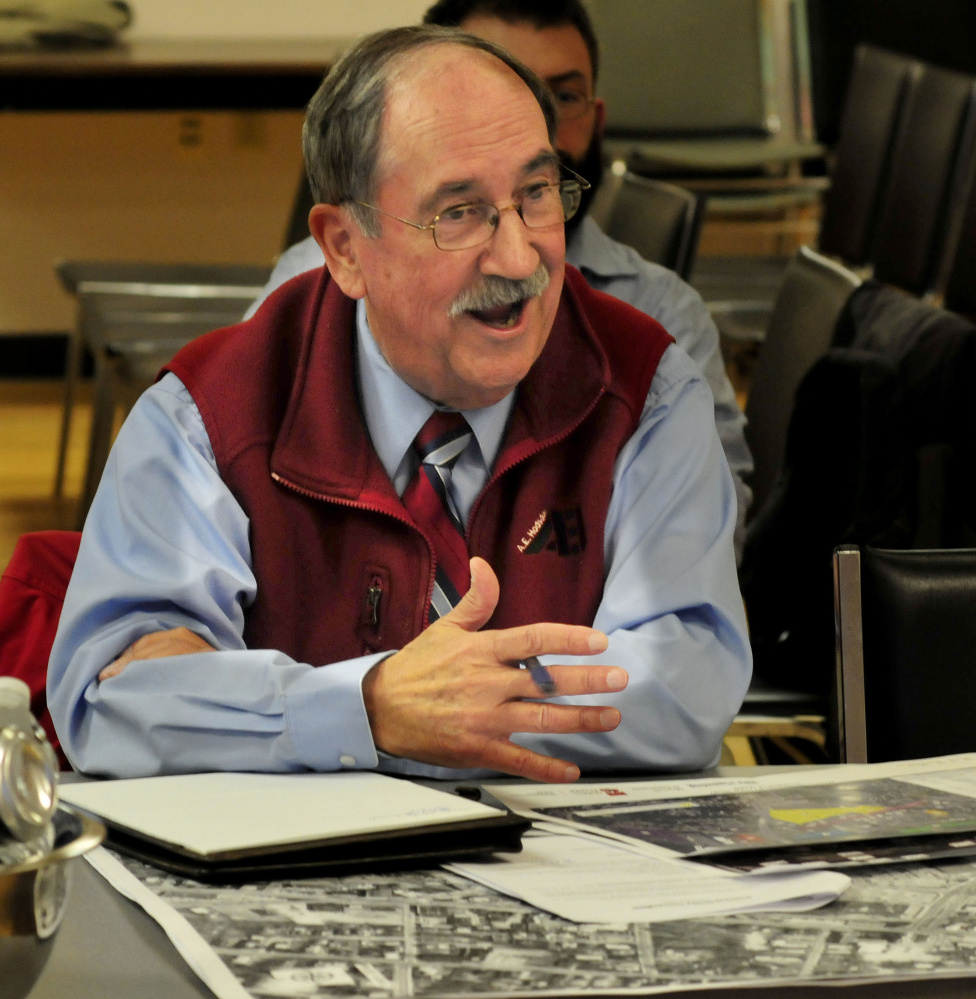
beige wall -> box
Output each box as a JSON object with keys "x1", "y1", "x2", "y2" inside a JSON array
[
  {"x1": 2, "y1": 111, "x2": 305, "y2": 333},
  {"x1": 126, "y1": 1, "x2": 430, "y2": 39},
  {"x1": 2, "y1": 1, "x2": 430, "y2": 335}
]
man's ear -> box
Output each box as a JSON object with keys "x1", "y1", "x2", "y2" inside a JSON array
[
  {"x1": 309, "y1": 203, "x2": 367, "y2": 300},
  {"x1": 593, "y1": 97, "x2": 606, "y2": 138}
]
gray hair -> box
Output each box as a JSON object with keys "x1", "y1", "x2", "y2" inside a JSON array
[{"x1": 302, "y1": 24, "x2": 558, "y2": 238}]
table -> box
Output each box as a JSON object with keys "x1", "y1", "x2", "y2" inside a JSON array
[
  {"x1": 0, "y1": 38, "x2": 350, "y2": 111},
  {"x1": 30, "y1": 768, "x2": 976, "y2": 999}
]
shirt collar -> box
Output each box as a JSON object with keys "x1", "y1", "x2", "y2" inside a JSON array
[
  {"x1": 355, "y1": 300, "x2": 515, "y2": 480},
  {"x1": 566, "y1": 215, "x2": 641, "y2": 281}
]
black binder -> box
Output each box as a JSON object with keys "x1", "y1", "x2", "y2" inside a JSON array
[{"x1": 104, "y1": 810, "x2": 529, "y2": 882}]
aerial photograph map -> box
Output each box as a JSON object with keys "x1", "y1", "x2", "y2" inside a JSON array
[{"x1": 113, "y1": 849, "x2": 976, "y2": 998}]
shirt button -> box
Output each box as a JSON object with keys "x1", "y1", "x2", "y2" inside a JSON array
[{"x1": 339, "y1": 754, "x2": 357, "y2": 767}]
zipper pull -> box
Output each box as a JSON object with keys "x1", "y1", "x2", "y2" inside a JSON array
[{"x1": 363, "y1": 579, "x2": 383, "y2": 628}]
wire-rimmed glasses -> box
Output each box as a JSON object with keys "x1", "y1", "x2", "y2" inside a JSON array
[
  {"x1": 551, "y1": 87, "x2": 597, "y2": 124},
  {"x1": 350, "y1": 167, "x2": 591, "y2": 251}
]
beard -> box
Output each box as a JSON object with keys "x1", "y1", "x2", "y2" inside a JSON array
[{"x1": 561, "y1": 130, "x2": 604, "y2": 239}]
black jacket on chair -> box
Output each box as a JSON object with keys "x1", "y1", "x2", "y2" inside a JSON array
[{"x1": 742, "y1": 280, "x2": 976, "y2": 694}]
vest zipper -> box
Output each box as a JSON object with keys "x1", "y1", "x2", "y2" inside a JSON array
[
  {"x1": 270, "y1": 471, "x2": 438, "y2": 627},
  {"x1": 364, "y1": 578, "x2": 383, "y2": 629}
]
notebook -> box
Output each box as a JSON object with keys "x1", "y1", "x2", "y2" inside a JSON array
[{"x1": 60, "y1": 771, "x2": 528, "y2": 882}]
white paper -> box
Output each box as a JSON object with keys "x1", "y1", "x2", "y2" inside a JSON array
[
  {"x1": 61, "y1": 771, "x2": 502, "y2": 857},
  {"x1": 898, "y1": 768, "x2": 976, "y2": 799},
  {"x1": 85, "y1": 847, "x2": 251, "y2": 999},
  {"x1": 484, "y1": 753, "x2": 976, "y2": 815},
  {"x1": 446, "y1": 832, "x2": 849, "y2": 923}
]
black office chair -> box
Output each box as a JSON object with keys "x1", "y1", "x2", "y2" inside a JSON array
[
  {"x1": 834, "y1": 545, "x2": 976, "y2": 763},
  {"x1": 603, "y1": 172, "x2": 705, "y2": 281},
  {"x1": 870, "y1": 63, "x2": 976, "y2": 295},
  {"x1": 743, "y1": 245, "x2": 862, "y2": 521},
  {"x1": 818, "y1": 45, "x2": 917, "y2": 268},
  {"x1": 940, "y1": 146, "x2": 976, "y2": 318},
  {"x1": 283, "y1": 170, "x2": 316, "y2": 251},
  {"x1": 709, "y1": 46, "x2": 912, "y2": 349}
]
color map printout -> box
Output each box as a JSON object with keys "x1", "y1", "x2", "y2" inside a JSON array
[{"x1": 534, "y1": 776, "x2": 976, "y2": 855}]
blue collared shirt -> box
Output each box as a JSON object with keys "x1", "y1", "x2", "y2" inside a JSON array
[{"x1": 49, "y1": 297, "x2": 751, "y2": 780}]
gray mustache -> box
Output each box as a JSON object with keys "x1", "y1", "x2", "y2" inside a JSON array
[{"x1": 448, "y1": 265, "x2": 550, "y2": 318}]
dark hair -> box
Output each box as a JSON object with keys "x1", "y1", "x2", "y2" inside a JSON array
[
  {"x1": 303, "y1": 24, "x2": 557, "y2": 237},
  {"x1": 424, "y1": 0, "x2": 599, "y2": 81}
]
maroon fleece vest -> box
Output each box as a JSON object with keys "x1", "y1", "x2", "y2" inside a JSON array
[{"x1": 163, "y1": 265, "x2": 672, "y2": 665}]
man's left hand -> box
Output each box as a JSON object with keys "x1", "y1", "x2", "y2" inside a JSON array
[{"x1": 98, "y1": 626, "x2": 216, "y2": 681}]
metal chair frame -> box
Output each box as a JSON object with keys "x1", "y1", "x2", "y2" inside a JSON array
[{"x1": 53, "y1": 262, "x2": 271, "y2": 520}]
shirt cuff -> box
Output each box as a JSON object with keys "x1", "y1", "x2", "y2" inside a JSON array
[{"x1": 284, "y1": 652, "x2": 391, "y2": 771}]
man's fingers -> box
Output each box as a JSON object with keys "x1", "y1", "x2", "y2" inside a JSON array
[
  {"x1": 505, "y1": 700, "x2": 622, "y2": 734},
  {"x1": 439, "y1": 556, "x2": 499, "y2": 633},
  {"x1": 526, "y1": 663, "x2": 629, "y2": 697},
  {"x1": 474, "y1": 738, "x2": 581, "y2": 783},
  {"x1": 504, "y1": 663, "x2": 629, "y2": 701},
  {"x1": 97, "y1": 627, "x2": 216, "y2": 682},
  {"x1": 98, "y1": 650, "x2": 134, "y2": 681},
  {"x1": 491, "y1": 623, "x2": 608, "y2": 664}
]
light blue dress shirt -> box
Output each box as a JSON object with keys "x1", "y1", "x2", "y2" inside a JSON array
[
  {"x1": 49, "y1": 298, "x2": 751, "y2": 779},
  {"x1": 243, "y1": 220, "x2": 753, "y2": 557}
]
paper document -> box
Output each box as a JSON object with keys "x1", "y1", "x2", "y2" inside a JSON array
[
  {"x1": 446, "y1": 831, "x2": 849, "y2": 923},
  {"x1": 85, "y1": 847, "x2": 251, "y2": 999},
  {"x1": 61, "y1": 771, "x2": 504, "y2": 858},
  {"x1": 484, "y1": 754, "x2": 976, "y2": 866}
]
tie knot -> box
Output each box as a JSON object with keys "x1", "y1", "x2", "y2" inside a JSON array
[{"x1": 414, "y1": 411, "x2": 472, "y2": 469}]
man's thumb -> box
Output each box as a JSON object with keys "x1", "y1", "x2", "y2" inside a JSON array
[{"x1": 442, "y1": 557, "x2": 499, "y2": 632}]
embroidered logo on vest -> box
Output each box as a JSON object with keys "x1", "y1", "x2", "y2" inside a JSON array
[{"x1": 517, "y1": 507, "x2": 586, "y2": 556}]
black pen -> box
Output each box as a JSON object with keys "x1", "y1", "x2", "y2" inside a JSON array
[{"x1": 520, "y1": 655, "x2": 556, "y2": 696}]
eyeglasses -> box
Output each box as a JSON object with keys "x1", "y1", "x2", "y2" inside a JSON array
[
  {"x1": 351, "y1": 167, "x2": 591, "y2": 252},
  {"x1": 551, "y1": 87, "x2": 597, "y2": 124}
]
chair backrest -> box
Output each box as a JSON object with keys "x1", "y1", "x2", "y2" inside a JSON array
[
  {"x1": 818, "y1": 45, "x2": 916, "y2": 267},
  {"x1": 941, "y1": 148, "x2": 976, "y2": 318},
  {"x1": 284, "y1": 170, "x2": 316, "y2": 250},
  {"x1": 744, "y1": 245, "x2": 861, "y2": 519},
  {"x1": 603, "y1": 172, "x2": 704, "y2": 280},
  {"x1": 870, "y1": 64, "x2": 976, "y2": 295},
  {"x1": 81, "y1": 292, "x2": 257, "y2": 351},
  {"x1": 834, "y1": 545, "x2": 976, "y2": 763},
  {"x1": 590, "y1": 0, "x2": 812, "y2": 143},
  {"x1": 55, "y1": 260, "x2": 272, "y2": 297}
]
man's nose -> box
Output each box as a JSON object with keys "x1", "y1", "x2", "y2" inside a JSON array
[{"x1": 479, "y1": 205, "x2": 542, "y2": 279}]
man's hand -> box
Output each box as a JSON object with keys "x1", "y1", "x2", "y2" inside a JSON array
[
  {"x1": 98, "y1": 627, "x2": 216, "y2": 681},
  {"x1": 362, "y1": 557, "x2": 628, "y2": 783}
]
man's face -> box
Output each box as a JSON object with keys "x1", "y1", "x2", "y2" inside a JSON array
[
  {"x1": 338, "y1": 46, "x2": 565, "y2": 411},
  {"x1": 457, "y1": 17, "x2": 604, "y2": 167}
]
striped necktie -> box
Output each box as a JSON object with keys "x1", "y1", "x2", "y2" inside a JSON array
[{"x1": 401, "y1": 411, "x2": 474, "y2": 623}]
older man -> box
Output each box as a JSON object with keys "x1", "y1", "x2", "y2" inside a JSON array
[
  {"x1": 49, "y1": 27, "x2": 749, "y2": 782},
  {"x1": 248, "y1": 0, "x2": 753, "y2": 556}
]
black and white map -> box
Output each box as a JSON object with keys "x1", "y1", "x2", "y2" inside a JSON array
[{"x1": 111, "y1": 850, "x2": 976, "y2": 998}]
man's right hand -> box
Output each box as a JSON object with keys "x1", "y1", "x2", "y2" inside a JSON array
[{"x1": 361, "y1": 556, "x2": 628, "y2": 783}]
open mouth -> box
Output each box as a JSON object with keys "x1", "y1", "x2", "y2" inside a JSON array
[{"x1": 467, "y1": 298, "x2": 527, "y2": 329}]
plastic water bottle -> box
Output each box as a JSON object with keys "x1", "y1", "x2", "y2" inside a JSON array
[{"x1": 0, "y1": 677, "x2": 58, "y2": 865}]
